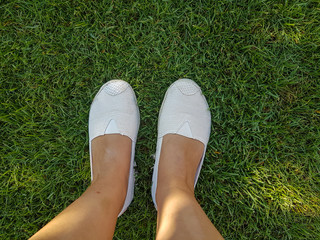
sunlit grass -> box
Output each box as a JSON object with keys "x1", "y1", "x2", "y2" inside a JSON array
[{"x1": 1, "y1": 0, "x2": 319, "y2": 239}]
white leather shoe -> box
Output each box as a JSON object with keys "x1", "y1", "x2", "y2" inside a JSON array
[
  {"x1": 89, "y1": 80, "x2": 140, "y2": 216},
  {"x1": 151, "y1": 79, "x2": 211, "y2": 209}
]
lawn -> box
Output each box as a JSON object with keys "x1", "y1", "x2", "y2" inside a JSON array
[{"x1": 0, "y1": 0, "x2": 319, "y2": 239}]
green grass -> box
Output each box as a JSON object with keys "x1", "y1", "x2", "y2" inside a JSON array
[{"x1": 1, "y1": 0, "x2": 320, "y2": 239}]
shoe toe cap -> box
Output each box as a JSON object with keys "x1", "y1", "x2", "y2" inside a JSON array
[
  {"x1": 173, "y1": 78, "x2": 201, "y2": 95},
  {"x1": 104, "y1": 79, "x2": 130, "y2": 96}
]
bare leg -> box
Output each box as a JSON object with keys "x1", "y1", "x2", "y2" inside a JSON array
[
  {"x1": 30, "y1": 134, "x2": 131, "y2": 240},
  {"x1": 156, "y1": 134, "x2": 224, "y2": 240}
]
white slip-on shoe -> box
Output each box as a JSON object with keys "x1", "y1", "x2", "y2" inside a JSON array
[
  {"x1": 151, "y1": 78, "x2": 211, "y2": 209},
  {"x1": 89, "y1": 80, "x2": 140, "y2": 217}
]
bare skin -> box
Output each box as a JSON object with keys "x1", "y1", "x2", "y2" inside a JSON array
[
  {"x1": 156, "y1": 134, "x2": 224, "y2": 240},
  {"x1": 30, "y1": 134, "x2": 224, "y2": 240},
  {"x1": 29, "y1": 134, "x2": 131, "y2": 240}
]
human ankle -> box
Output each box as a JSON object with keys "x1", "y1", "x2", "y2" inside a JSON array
[
  {"x1": 89, "y1": 178, "x2": 127, "y2": 204},
  {"x1": 156, "y1": 184, "x2": 194, "y2": 208},
  {"x1": 156, "y1": 178, "x2": 194, "y2": 202}
]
